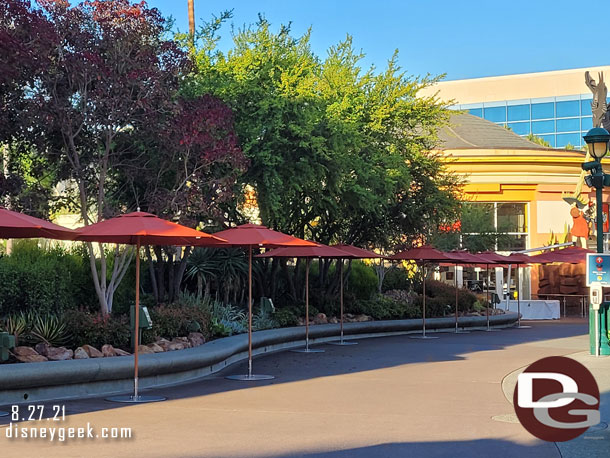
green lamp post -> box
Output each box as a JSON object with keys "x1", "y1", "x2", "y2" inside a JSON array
[
  {"x1": 582, "y1": 126, "x2": 610, "y2": 356},
  {"x1": 582, "y1": 127, "x2": 610, "y2": 253}
]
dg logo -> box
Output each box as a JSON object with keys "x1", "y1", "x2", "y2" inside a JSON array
[{"x1": 514, "y1": 356, "x2": 600, "y2": 442}]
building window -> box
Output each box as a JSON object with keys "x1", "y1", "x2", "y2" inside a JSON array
[
  {"x1": 468, "y1": 108, "x2": 483, "y2": 117},
  {"x1": 556, "y1": 118, "x2": 580, "y2": 132},
  {"x1": 508, "y1": 122, "x2": 530, "y2": 135},
  {"x1": 507, "y1": 104, "x2": 529, "y2": 121},
  {"x1": 531, "y1": 102, "x2": 554, "y2": 119},
  {"x1": 556, "y1": 100, "x2": 580, "y2": 118},
  {"x1": 484, "y1": 106, "x2": 506, "y2": 123},
  {"x1": 465, "y1": 202, "x2": 528, "y2": 251},
  {"x1": 532, "y1": 120, "x2": 555, "y2": 134}
]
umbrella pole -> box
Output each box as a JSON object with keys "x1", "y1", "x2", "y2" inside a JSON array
[
  {"x1": 410, "y1": 261, "x2": 438, "y2": 339},
  {"x1": 328, "y1": 258, "x2": 357, "y2": 346},
  {"x1": 248, "y1": 245, "x2": 253, "y2": 376},
  {"x1": 107, "y1": 237, "x2": 166, "y2": 403},
  {"x1": 226, "y1": 245, "x2": 275, "y2": 380},
  {"x1": 292, "y1": 257, "x2": 324, "y2": 353}
]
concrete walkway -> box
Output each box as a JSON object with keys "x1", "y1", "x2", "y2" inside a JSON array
[{"x1": 0, "y1": 319, "x2": 605, "y2": 457}]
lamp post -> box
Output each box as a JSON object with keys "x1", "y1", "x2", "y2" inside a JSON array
[
  {"x1": 582, "y1": 127, "x2": 610, "y2": 357},
  {"x1": 582, "y1": 127, "x2": 610, "y2": 253}
]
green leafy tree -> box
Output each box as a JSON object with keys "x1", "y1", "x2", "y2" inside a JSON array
[{"x1": 183, "y1": 16, "x2": 459, "y2": 250}]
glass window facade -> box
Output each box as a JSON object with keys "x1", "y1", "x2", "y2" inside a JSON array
[
  {"x1": 464, "y1": 202, "x2": 528, "y2": 251},
  {"x1": 454, "y1": 94, "x2": 595, "y2": 148}
]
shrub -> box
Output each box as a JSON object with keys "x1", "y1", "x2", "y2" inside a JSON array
[
  {"x1": 273, "y1": 307, "x2": 300, "y2": 327},
  {"x1": 346, "y1": 261, "x2": 377, "y2": 300},
  {"x1": 381, "y1": 266, "x2": 411, "y2": 292},
  {"x1": 0, "y1": 241, "x2": 91, "y2": 315},
  {"x1": 143, "y1": 303, "x2": 211, "y2": 343},
  {"x1": 350, "y1": 294, "x2": 419, "y2": 320},
  {"x1": 64, "y1": 309, "x2": 131, "y2": 350},
  {"x1": 1, "y1": 311, "x2": 71, "y2": 347}
]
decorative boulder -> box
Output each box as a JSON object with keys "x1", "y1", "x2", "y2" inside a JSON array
[
  {"x1": 34, "y1": 342, "x2": 50, "y2": 357},
  {"x1": 82, "y1": 345, "x2": 103, "y2": 358},
  {"x1": 329, "y1": 316, "x2": 339, "y2": 324},
  {"x1": 147, "y1": 343, "x2": 164, "y2": 353},
  {"x1": 101, "y1": 344, "x2": 116, "y2": 357},
  {"x1": 16, "y1": 354, "x2": 48, "y2": 363},
  {"x1": 137, "y1": 345, "x2": 154, "y2": 354},
  {"x1": 187, "y1": 332, "x2": 205, "y2": 347},
  {"x1": 114, "y1": 348, "x2": 131, "y2": 356},
  {"x1": 74, "y1": 347, "x2": 89, "y2": 359},
  {"x1": 313, "y1": 313, "x2": 328, "y2": 325},
  {"x1": 155, "y1": 338, "x2": 171, "y2": 351},
  {"x1": 172, "y1": 337, "x2": 191, "y2": 348},
  {"x1": 13, "y1": 346, "x2": 39, "y2": 357},
  {"x1": 47, "y1": 347, "x2": 73, "y2": 361},
  {"x1": 168, "y1": 342, "x2": 185, "y2": 351}
]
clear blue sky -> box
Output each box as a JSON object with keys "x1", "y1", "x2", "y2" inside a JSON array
[{"x1": 147, "y1": 0, "x2": 606, "y2": 81}]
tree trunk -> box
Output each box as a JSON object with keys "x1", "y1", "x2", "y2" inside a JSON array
[{"x1": 146, "y1": 246, "x2": 159, "y2": 303}]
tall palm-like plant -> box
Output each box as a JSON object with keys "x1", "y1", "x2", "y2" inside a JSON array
[{"x1": 186, "y1": 248, "x2": 219, "y2": 298}]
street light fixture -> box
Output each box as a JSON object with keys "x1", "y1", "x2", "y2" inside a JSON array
[
  {"x1": 583, "y1": 127, "x2": 610, "y2": 160},
  {"x1": 582, "y1": 127, "x2": 610, "y2": 253}
]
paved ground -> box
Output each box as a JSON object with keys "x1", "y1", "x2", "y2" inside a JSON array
[{"x1": 0, "y1": 319, "x2": 607, "y2": 458}]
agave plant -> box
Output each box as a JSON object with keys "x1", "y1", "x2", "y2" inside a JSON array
[
  {"x1": 29, "y1": 313, "x2": 70, "y2": 347},
  {"x1": 1, "y1": 312, "x2": 28, "y2": 346}
]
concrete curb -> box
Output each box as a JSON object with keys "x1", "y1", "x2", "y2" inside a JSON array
[{"x1": 0, "y1": 312, "x2": 518, "y2": 405}]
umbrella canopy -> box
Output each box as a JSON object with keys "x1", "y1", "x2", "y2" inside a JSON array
[
  {"x1": 214, "y1": 223, "x2": 318, "y2": 248},
  {"x1": 529, "y1": 246, "x2": 594, "y2": 264},
  {"x1": 505, "y1": 252, "x2": 533, "y2": 265},
  {"x1": 331, "y1": 244, "x2": 385, "y2": 259},
  {"x1": 257, "y1": 244, "x2": 357, "y2": 259},
  {"x1": 74, "y1": 211, "x2": 227, "y2": 246},
  {"x1": 444, "y1": 251, "x2": 487, "y2": 265},
  {"x1": 389, "y1": 245, "x2": 450, "y2": 262},
  {"x1": 0, "y1": 206, "x2": 75, "y2": 240}
]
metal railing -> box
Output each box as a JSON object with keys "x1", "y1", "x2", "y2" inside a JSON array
[{"x1": 531, "y1": 293, "x2": 588, "y2": 318}]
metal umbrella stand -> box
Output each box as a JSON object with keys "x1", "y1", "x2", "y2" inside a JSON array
[
  {"x1": 257, "y1": 244, "x2": 356, "y2": 352},
  {"x1": 0, "y1": 207, "x2": 75, "y2": 417},
  {"x1": 74, "y1": 211, "x2": 227, "y2": 402},
  {"x1": 506, "y1": 253, "x2": 532, "y2": 329},
  {"x1": 328, "y1": 245, "x2": 384, "y2": 346},
  {"x1": 390, "y1": 246, "x2": 451, "y2": 340},
  {"x1": 215, "y1": 224, "x2": 317, "y2": 380}
]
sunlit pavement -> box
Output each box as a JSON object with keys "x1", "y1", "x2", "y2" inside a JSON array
[{"x1": 1, "y1": 319, "x2": 605, "y2": 458}]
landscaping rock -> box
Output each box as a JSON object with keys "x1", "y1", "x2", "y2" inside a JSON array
[
  {"x1": 147, "y1": 343, "x2": 164, "y2": 353},
  {"x1": 47, "y1": 347, "x2": 73, "y2": 361},
  {"x1": 101, "y1": 344, "x2": 116, "y2": 357},
  {"x1": 355, "y1": 314, "x2": 372, "y2": 322},
  {"x1": 34, "y1": 342, "x2": 50, "y2": 356},
  {"x1": 16, "y1": 354, "x2": 48, "y2": 363},
  {"x1": 138, "y1": 345, "x2": 154, "y2": 354},
  {"x1": 74, "y1": 347, "x2": 89, "y2": 359},
  {"x1": 329, "y1": 316, "x2": 339, "y2": 324},
  {"x1": 172, "y1": 337, "x2": 191, "y2": 348},
  {"x1": 82, "y1": 345, "x2": 103, "y2": 358},
  {"x1": 13, "y1": 346, "x2": 39, "y2": 357},
  {"x1": 155, "y1": 338, "x2": 171, "y2": 351},
  {"x1": 168, "y1": 342, "x2": 185, "y2": 351},
  {"x1": 114, "y1": 348, "x2": 130, "y2": 356},
  {"x1": 313, "y1": 313, "x2": 328, "y2": 325},
  {"x1": 187, "y1": 332, "x2": 205, "y2": 347}
]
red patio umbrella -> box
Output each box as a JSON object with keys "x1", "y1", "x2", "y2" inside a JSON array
[
  {"x1": 389, "y1": 245, "x2": 451, "y2": 339},
  {"x1": 213, "y1": 224, "x2": 317, "y2": 381},
  {"x1": 0, "y1": 206, "x2": 75, "y2": 240},
  {"x1": 0, "y1": 207, "x2": 75, "y2": 417},
  {"x1": 330, "y1": 244, "x2": 385, "y2": 346},
  {"x1": 74, "y1": 211, "x2": 227, "y2": 403},
  {"x1": 529, "y1": 246, "x2": 594, "y2": 264},
  {"x1": 445, "y1": 251, "x2": 488, "y2": 334},
  {"x1": 258, "y1": 244, "x2": 356, "y2": 352}
]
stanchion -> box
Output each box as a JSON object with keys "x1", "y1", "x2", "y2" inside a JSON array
[
  {"x1": 513, "y1": 264, "x2": 531, "y2": 329},
  {"x1": 454, "y1": 263, "x2": 469, "y2": 334},
  {"x1": 484, "y1": 264, "x2": 500, "y2": 332}
]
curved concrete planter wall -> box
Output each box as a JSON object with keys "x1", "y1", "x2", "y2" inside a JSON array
[{"x1": 0, "y1": 312, "x2": 518, "y2": 405}]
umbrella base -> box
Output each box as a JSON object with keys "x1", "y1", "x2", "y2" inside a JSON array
[
  {"x1": 106, "y1": 395, "x2": 166, "y2": 403},
  {"x1": 484, "y1": 328, "x2": 502, "y2": 332},
  {"x1": 0, "y1": 411, "x2": 9, "y2": 418},
  {"x1": 514, "y1": 325, "x2": 532, "y2": 329},
  {"x1": 409, "y1": 335, "x2": 439, "y2": 339},
  {"x1": 327, "y1": 341, "x2": 358, "y2": 346},
  {"x1": 225, "y1": 374, "x2": 275, "y2": 381},
  {"x1": 290, "y1": 348, "x2": 325, "y2": 353},
  {"x1": 454, "y1": 329, "x2": 470, "y2": 334}
]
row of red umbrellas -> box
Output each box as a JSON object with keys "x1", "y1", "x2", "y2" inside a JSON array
[{"x1": 0, "y1": 207, "x2": 593, "y2": 402}]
